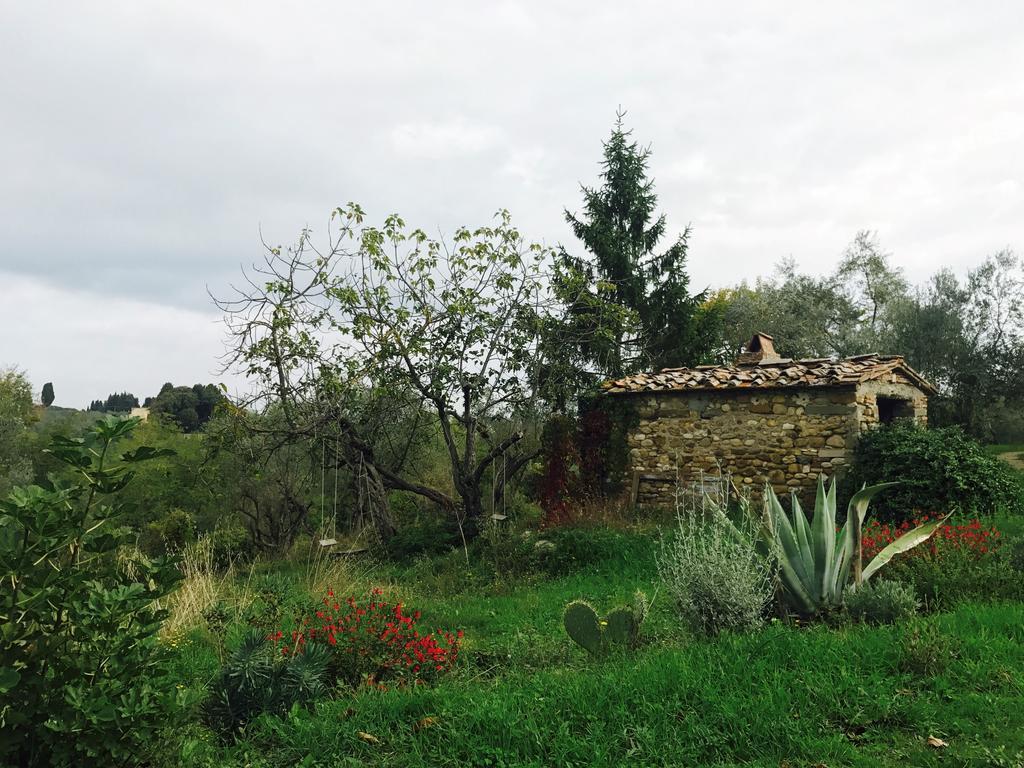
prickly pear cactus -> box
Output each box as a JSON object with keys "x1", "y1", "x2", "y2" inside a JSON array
[
  {"x1": 563, "y1": 601, "x2": 603, "y2": 655},
  {"x1": 604, "y1": 607, "x2": 635, "y2": 646}
]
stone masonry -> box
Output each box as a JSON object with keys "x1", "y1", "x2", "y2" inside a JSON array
[{"x1": 603, "y1": 334, "x2": 933, "y2": 506}]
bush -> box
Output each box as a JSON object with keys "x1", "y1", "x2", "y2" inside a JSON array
[
  {"x1": 848, "y1": 422, "x2": 1024, "y2": 522},
  {"x1": 385, "y1": 515, "x2": 460, "y2": 560},
  {"x1": 844, "y1": 580, "x2": 919, "y2": 624},
  {"x1": 861, "y1": 515, "x2": 1001, "y2": 561},
  {"x1": 202, "y1": 628, "x2": 331, "y2": 737},
  {"x1": 0, "y1": 416, "x2": 183, "y2": 766},
  {"x1": 208, "y1": 522, "x2": 253, "y2": 569},
  {"x1": 241, "y1": 572, "x2": 306, "y2": 631},
  {"x1": 884, "y1": 545, "x2": 1023, "y2": 609},
  {"x1": 657, "y1": 508, "x2": 776, "y2": 637},
  {"x1": 276, "y1": 588, "x2": 462, "y2": 688},
  {"x1": 139, "y1": 507, "x2": 197, "y2": 556}
]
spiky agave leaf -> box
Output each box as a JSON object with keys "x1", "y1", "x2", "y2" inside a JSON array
[
  {"x1": 809, "y1": 477, "x2": 835, "y2": 605},
  {"x1": 763, "y1": 478, "x2": 913, "y2": 613},
  {"x1": 861, "y1": 513, "x2": 951, "y2": 582},
  {"x1": 761, "y1": 486, "x2": 816, "y2": 614},
  {"x1": 833, "y1": 482, "x2": 899, "y2": 593}
]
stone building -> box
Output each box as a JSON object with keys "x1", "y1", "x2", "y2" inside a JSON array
[{"x1": 602, "y1": 333, "x2": 935, "y2": 506}]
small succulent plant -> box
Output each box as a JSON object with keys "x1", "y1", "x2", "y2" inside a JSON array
[{"x1": 563, "y1": 592, "x2": 647, "y2": 655}]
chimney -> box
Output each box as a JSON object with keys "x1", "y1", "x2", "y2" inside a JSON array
[{"x1": 736, "y1": 332, "x2": 781, "y2": 366}]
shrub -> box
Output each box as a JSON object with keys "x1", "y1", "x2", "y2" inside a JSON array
[
  {"x1": 385, "y1": 515, "x2": 460, "y2": 560},
  {"x1": 208, "y1": 522, "x2": 253, "y2": 569},
  {"x1": 242, "y1": 572, "x2": 305, "y2": 631},
  {"x1": 885, "y1": 545, "x2": 1023, "y2": 609},
  {"x1": 861, "y1": 515, "x2": 1001, "y2": 561},
  {"x1": 202, "y1": 628, "x2": 331, "y2": 737},
  {"x1": 0, "y1": 416, "x2": 183, "y2": 766},
  {"x1": 658, "y1": 506, "x2": 776, "y2": 636},
  {"x1": 848, "y1": 422, "x2": 1024, "y2": 522},
  {"x1": 478, "y1": 521, "x2": 541, "y2": 577},
  {"x1": 276, "y1": 588, "x2": 462, "y2": 688},
  {"x1": 139, "y1": 507, "x2": 196, "y2": 556},
  {"x1": 844, "y1": 580, "x2": 919, "y2": 624},
  {"x1": 856, "y1": 514, "x2": 1018, "y2": 608},
  {"x1": 1008, "y1": 537, "x2": 1024, "y2": 573}
]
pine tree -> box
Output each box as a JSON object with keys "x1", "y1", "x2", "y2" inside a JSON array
[
  {"x1": 41, "y1": 382, "x2": 54, "y2": 407},
  {"x1": 556, "y1": 111, "x2": 718, "y2": 380}
]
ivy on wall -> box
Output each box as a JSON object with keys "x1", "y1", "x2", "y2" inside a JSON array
[{"x1": 538, "y1": 394, "x2": 639, "y2": 522}]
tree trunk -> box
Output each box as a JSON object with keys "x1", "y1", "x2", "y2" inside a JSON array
[{"x1": 361, "y1": 462, "x2": 397, "y2": 543}]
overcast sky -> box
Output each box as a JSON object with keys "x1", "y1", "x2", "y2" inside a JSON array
[{"x1": 2, "y1": 2, "x2": 1022, "y2": 407}]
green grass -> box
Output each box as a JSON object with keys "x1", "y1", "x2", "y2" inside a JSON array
[
  {"x1": 162, "y1": 527, "x2": 1024, "y2": 767},
  {"x1": 985, "y1": 444, "x2": 1024, "y2": 456},
  {"x1": 987, "y1": 444, "x2": 1024, "y2": 478}
]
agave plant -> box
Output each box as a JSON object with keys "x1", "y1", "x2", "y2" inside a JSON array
[{"x1": 758, "y1": 476, "x2": 949, "y2": 615}]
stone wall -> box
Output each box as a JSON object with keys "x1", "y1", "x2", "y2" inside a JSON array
[
  {"x1": 621, "y1": 377, "x2": 927, "y2": 506},
  {"x1": 854, "y1": 376, "x2": 929, "y2": 427}
]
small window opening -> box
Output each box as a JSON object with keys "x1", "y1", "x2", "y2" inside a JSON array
[{"x1": 877, "y1": 396, "x2": 914, "y2": 424}]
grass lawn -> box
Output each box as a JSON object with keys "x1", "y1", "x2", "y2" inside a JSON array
[
  {"x1": 164, "y1": 525, "x2": 1024, "y2": 768},
  {"x1": 987, "y1": 444, "x2": 1024, "y2": 475}
]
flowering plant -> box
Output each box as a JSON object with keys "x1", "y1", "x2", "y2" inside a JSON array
[
  {"x1": 270, "y1": 588, "x2": 461, "y2": 688},
  {"x1": 862, "y1": 516, "x2": 1000, "y2": 562}
]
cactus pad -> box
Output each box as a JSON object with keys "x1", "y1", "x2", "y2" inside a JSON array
[
  {"x1": 563, "y1": 601, "x2": 603, "y2": 655},
  {"x1": 604, "y1": 607, "x2": 635, "y2": 646}
]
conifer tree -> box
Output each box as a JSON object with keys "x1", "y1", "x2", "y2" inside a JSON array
[{"x1": 554, "y1": 111, "x2": 718, "y2": 381}]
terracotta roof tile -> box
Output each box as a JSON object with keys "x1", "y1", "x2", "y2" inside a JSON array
[{"x1": 602, "y1": 354, "x2": 936, "y2": 395}]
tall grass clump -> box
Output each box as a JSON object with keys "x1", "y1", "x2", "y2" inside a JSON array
[
  {"x1": 657, "y1": 487, "x2": 776, "y2": 636},
  {"x1": 291, "y1": 532, "x2": 362, "y2": 600},
  {"x1": 161, "y1": 534, "x2": 228, "y2": 637}
]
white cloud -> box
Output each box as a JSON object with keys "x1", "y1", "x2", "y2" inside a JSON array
[
  {"x1": 0, "y1": 272, "x2": 246, "y2": 409},
  {"x1": 1, "y1": 0, "x2": 1023, "y2": 389},
  {"x1": 390, "y1": 119, "x2": 503, "y2": 159}
]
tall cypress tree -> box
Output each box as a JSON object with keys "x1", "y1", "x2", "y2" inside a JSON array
[{"x1": 555, "y1": 112, "x2": 717, "y2": 380}]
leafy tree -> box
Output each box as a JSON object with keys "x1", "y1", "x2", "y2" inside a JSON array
[
  {"x1": 0, "y1": 416, "x2": 182, "y2": 765},
  {"x1": 886, "y1": 251, "x2": 1024, "y2": 439},
  {"x1": 554, "y1": 112, "x2": 717, "y2": 379},
  {"x1": 147, "y1": 383, "x2": 223, "y2": 433},
  {"x1": 719, "y1": 232, "x2": 909, "y2": 360},
  {"x1": 718, "y1": 259, "x2": 861, "y2": 360},
  {"x1": 88, "y1": 392, "x2": 139, "y2": 413},
  {"x1": 207, "y1": 411, "x2": 318, "y2": 552},
  {"x1": 0, "y1": 368, "x2": 34, "y2": 497},
  {"x1": 836, "y1": 230, "x2": 908, "y2": 349},
  {"x1": 40, "y1": 382, "x2": 54, "y2": 407},
  {"x1": 150, "y1": 387, "x2": 199, "y2": 431},
  {"x1": 720, "y1": 236, "x2": 1024, "y2": 441},
  {"x1": 217, "y1": 205, "x2": 554, "y2": 539}
]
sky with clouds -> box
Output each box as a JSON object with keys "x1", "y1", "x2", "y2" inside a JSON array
[{"x1": 2, "y1": 1, "x2": 1022, "y2": 407}]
